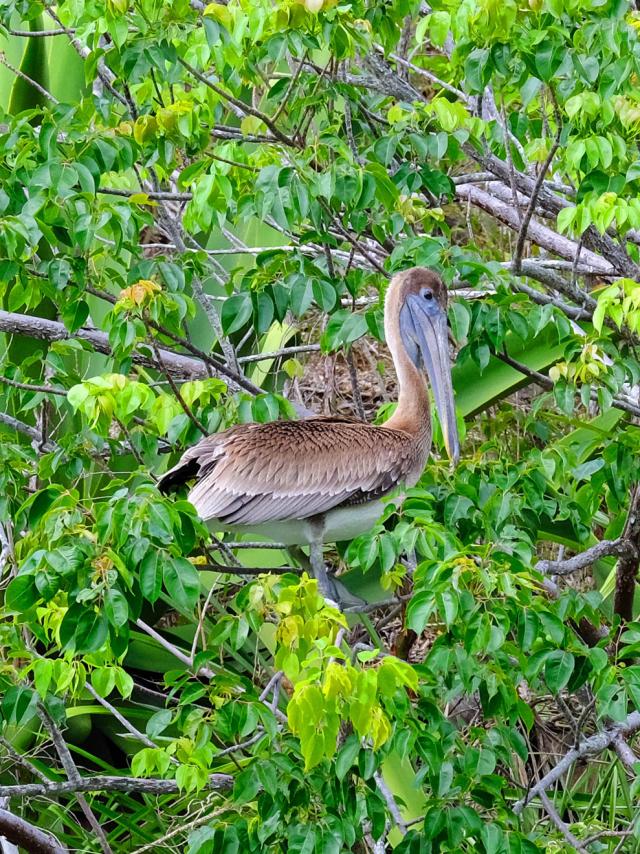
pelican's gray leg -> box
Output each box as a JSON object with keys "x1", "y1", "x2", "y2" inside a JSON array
[
  {"x1": 310, "y1": 538, "x2": 340, "y2": 605},
  {"x1": 306, "y1": 516, "x2": 339, "y2": 606}
]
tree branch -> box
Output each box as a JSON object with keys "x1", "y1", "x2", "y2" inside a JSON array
[
  {"x1": 536, "y1": 538, "x2": 638, "y2": 577},
  {"x1": 0, "y1": 307, "x2": 214, "y2": 376},
  {"x1": 0, "y1": 51, "x2": 59, "y2": 104},
  {"x1": 493, "y1": 351, "x2": 640, "y2": 419},
  {"x1": 0, "y1": 808, "x2": 67, "y2": 854},
  {"x1": 374, "y1": 771, "x2": 407, "y2": 836},
  {"x1": 178, "y1": 58, "x2": 294, "y2": 147},
  {"x1": 513, "y1": 711, "x2": 640, "y2": 813},
  {"x1": 0, "y1": 412, "x2": 57, "y2": 452},
  {"x1": 456, "y1": 184, "x2": 613, "y2": 274},
  {"x1": 538, "y1": 791, "x2": 588, "y2": 854},
  {"x1": 0, "y1": 374, "x2": 67, "y2": 395},
  {"x1": 513, "y1": 115, "x2": 562, "y2": 273},
  {"x1": 150, "y1": 340, "x2": 208, "y2": 436},
  {"x1": 0, "y1": 774, "x2": 233, "y2": 799},
  {"x1": 37, "y1": 704, "x2": 113, "y2": 854}
]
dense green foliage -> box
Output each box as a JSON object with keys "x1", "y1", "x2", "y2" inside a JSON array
[{"x1": 2, "y1": 0, "x2": 640, "y2": 851}]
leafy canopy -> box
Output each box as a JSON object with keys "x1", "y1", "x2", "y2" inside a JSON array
[{"x1": 1, "y1": 0, "x2": 640, "y2": 851}]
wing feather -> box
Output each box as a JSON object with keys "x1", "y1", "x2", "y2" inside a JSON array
[{"x1": 159, "y1": 417, "x2": 422, "y2": 524}]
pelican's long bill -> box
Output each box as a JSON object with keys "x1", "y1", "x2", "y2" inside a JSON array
[{"x1": 402, "y1": 292, "x2": 460, "y2": 464}]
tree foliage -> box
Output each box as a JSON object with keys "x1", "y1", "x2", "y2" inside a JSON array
[{"x1": 1, "y1": 0, "x2": 640, "y2": 851}]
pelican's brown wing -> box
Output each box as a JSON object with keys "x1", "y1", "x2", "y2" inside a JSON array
[{"x1": 158, "y1": 417, "x2": 420, "y2": 525}]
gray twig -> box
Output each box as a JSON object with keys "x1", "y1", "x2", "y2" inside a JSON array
[
  {"x1": 84, "y1": 684, "x2": 159, "y2": 751},
  {"x1": 0, "y1": 375, "x2": 67, "y2": 396},
  {"x1": 37, "y1": 704, "x2": 113, "y2": 854},
  {"x1": 150, "y1": 340, "x2": 208, "y2": 436},
  {"x1": 373, "y1": 771, "x2": 407, "y2": 835},
  {"x1": 346, "y1": 349, "x2": 367, "y2": 421},
  {"x1": 538, "y1": 791, "x2": 588, "y2": 854},
  {"x1": 513, "y1": 103, "x2": 562, "y2": 274},
  {"x1": 0, "y1": 51, "x2": 59, "y2": 104}
]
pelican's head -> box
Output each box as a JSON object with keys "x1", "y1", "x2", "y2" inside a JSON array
[{"x1": 387, "y1": 267, "x2": 460, "y2": 464}]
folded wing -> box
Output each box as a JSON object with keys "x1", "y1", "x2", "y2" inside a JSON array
[{"x1": 158, "y1": 417, "x2": 417, "y2": 524}]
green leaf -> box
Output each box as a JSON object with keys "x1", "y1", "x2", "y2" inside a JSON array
[
  {"x1": 221, "y1": 293, "x2": 253, "y2": 334},
  {"x1": 464, "y1": 48, "x2": 490, "y2": 93},
  {"x1": 74, "y1": 610, "x2": 109, "y2": 654},
  {"x1": 140, "y1": 551, "x2": 163, "y2": 603},
  {"x1": 60, "y1": 299, "x2": 90, "y2": 333},
  {"x1": 163, "y1": 557, "x2": 201, "y2": 611},
  {"x1": 91, "y1": 666, "x2": 116, "y2": 697},
  {"x1": 321, "y1": 310, "x2": 368, "y2": 351},
  {"x1": 6, "y1": 574, "x2": 39, "y2": 612},
  {"x1": 406, "y1": 591, "x2": 434, "y2": 633},
  {"x1": 335, "y1": 735, "x2": 360, "y2": 780},
  {"x1": 428, "y1": 11, "x2": 450, "y2": 47},
  {"x1": 544, "y1": 650, "x2": 575, "y2": 693},
  {"x1": 556, "y1": 206, "x2": 577, "y2": 234}
]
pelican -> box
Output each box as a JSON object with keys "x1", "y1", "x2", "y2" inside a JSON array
[{"x1": 158, "y1": 267, "x2": 460, "y2": 603}]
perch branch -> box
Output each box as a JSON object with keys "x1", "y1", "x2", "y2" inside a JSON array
[{"x1": 0, "y1": 774, "x2": 233, "y2": 799}]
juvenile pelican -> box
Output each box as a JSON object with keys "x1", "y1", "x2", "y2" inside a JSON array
[{"x1": 159, "y1": 267, "x2": 460, "y2": 601}]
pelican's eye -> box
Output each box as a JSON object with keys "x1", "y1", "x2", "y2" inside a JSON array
[{"x1": 421, "y1": 288, "x2": 434, "y2": 301}]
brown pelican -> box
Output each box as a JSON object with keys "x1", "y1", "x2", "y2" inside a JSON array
[{"x1": 159, "y1": 267, "x2": 460, "y2": 602}]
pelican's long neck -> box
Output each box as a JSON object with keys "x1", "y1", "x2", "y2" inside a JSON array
[{"x1": 383, "y1": 295, "x2": 431, "y2": 436}]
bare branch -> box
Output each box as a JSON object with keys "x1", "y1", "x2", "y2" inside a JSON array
[
  {"x1": 84, "y1": 286, "x2": 262, "y2": 397},
  {"x1": 0, "y1": 412, "x2": 57, "y2": 452},
  {"x1": 178, "y1": 58, "x2": 295, "y2": 147},
  {"x1": 131, "y1": 806, "x2": 226, "y2": 854},
  {"x1": 456, "y1": 184, "x2": 613, "y2": 274},
  {"x1": 150, "y1": 340, "x2": 208, "y2": 436},
  {"x1": 373, "y1": 771, "x2": 407, "y2": 835},
  {"x1": 6, "y1": 27, "x2": 68, "y2": 36},
  {"x1": 37, "y1": 704, "x2": 113, "y2": 854},
  {"x1": 0, "y1": 306, "x2": 214, "y2": 376},
  {"x1": 613, "y1": 735, "x2": 639, "y2": 771},
  {"x1": 0, "y1": 773, "x2": 233, "y2": 799},
  {"x1": 536, "y1": 538, "x2": 638, "y2": 577},
  {"x1": 258, "y1": 671, "x2": 284, "y2": 703},
  {"x1": 538, "y1": 791, "x2": 588, "y2": 854},
  {"x1": 237, "y1": 344, "x2": 320, "y2": 364},
  {"x1": 494, "y1": 351, "x2": 640, "y2": 419},
  {"x1": 84, "y1": 685, "x2": 160, "y2": 751},
  {"x1": 377, "y1": 46, "x2": 470, "y2": 102},
  {"x1": 0, "y1": 375, "x2": 67, "y2": 396},
  {"x1": 513, "y1": 711, "x2": 640, "y2": 813},
  {"x1": 135, "y1": 618, "x2": 215, "y2": 678},
  {"x1": 513, "y1": 103, "x2": 562, "y2": 274},
  {"x1": 98, "y1": 187, "x2": 192, "y2": 202},
  {"x1": 0, "y1": 808, "x2": 67, "y2": 854},
  {"x1": 44, "y1": 6, "x2": 128, "y2": 107},
  {"x1": 200, "y1": 563, "x2": 300, "y2": 575},
  {"x1": 0, "y1": 737, "x2": 48, "y2": 782},
  {"x1": 0, "y1": 51, "x2": 59, "y2": 104},
  {"x1": 208, "y1": 541, "x2": 290, "y2": 550}
]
